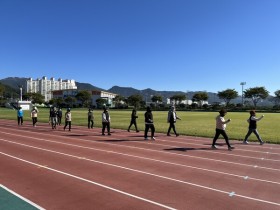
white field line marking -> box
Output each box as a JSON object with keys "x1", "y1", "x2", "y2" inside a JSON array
[
  {"x1": 0, "y1": 130, "x2": 279, "y2": 172},
  {"x1": 1, "y1": 137, "x2": 279, "y2": 185},
  {"x1": 1, "y1": 122, "x2": 280, "y2": 154},
  {"x1": 0, "y1": 153, "x2": 177, "y2": 210},
  {"x1": 0, "y1": 184, "x2": 45, "y2": 210},
  {"x1": 2, "y1": 122, "x2": 280, "y2": 157},
  {"x1": 1, "y1": 147, "x2": 280, "y2": 207}
]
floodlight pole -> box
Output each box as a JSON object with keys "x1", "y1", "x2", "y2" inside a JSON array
[{"x1": 240, "y1": 82, "x2": 246, "y2": 106}]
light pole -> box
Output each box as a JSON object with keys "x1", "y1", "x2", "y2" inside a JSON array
[{"x1": 240, "y1": 82, "x2": 246, "y2": 106}]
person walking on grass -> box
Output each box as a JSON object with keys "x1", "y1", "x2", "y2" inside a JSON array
[
  {"x1": 243, "y1": 110, "x2": 264, "y2": 145},
  {"x1": 167, "y1": 106, "x2": 181, "y2": 137},
  {"x1": 88, "y1": 108, "x2": 94, "y2": 129},
  {"x1": 17, "y1": 107, "x2": 23, "y2": 126},
  {"x1": 64, "y1": 108, "x2": 72, "y2": 131},
  {"x1": 128, "y1": 108, "x2": 139, "y2": 132},
  {"x1": 30, "y1": 107, "x2": 38, "y2": 127},
  {"x1": 102, "y1": 107, "x2": 111, "y2": 135},
  {"x1": 211, "y1": 109, "x2": 234, "y2": 151},
  {"x1": 144, "y1": 106, "x2": 155, "y2": 140}
]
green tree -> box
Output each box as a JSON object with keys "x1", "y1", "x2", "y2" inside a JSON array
[
  {"x1": 25, "y1": 92, "x2": 45, "y2": 104},
  {"x1": 75, "y1": 90, "x2": 92, "y2": 107},
  {"x1": 127, "y1": 94, "x2": 143, "y2": 108},
  {"x1": 65, "y1": 96, "x2": 76, "y2": 108},
  {"x1": 217, "y1": 89, "x2": 238, "y2": 107},
  {"x1": 96, "y1": 98, "x2": 107, "y2": 108},
  {"x1": 192, "y1": 92, "x2": 208, "y2": 107},
  {"x1": 113, "y1": 94, "x2": 125, "y2": 108},
  {"x1": 272, "y1": 90, "x2": 280, "y2": 106},
  {"x1": 0, "y1": 84, "x2": 5, "y2": 98},
  {"x1": 244, "y1": 87, "x2": 269, "y2": 108},
  {"x1": 170, "y1": 94, "x2": 186, "y2": 105}
]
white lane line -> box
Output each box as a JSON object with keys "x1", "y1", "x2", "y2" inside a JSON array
[
  {"x1": 0, "y1": 152, "x2": 177, "y2": 210},
  {"x1": 229, "y1": 192, "x2": 235, "y2": 197},
  {"x1": 0, "y1": 130, "x2": 279, "y2": 172},
  {"x1": 1, "y1": 147, "x2": 280, "y2": 207},
  {"x1": 0, "y1": 184, "x2": 45, "y2": 210},
  {"x1": 1, "y1": 137, "x2": 279, "y2": 185}
]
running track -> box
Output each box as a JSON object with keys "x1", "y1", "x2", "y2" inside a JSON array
[{"x1": 0, "y1": 119, "x2": 279, "y2": 210}]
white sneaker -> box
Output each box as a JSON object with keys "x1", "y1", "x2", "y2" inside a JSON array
[
  {"x1": 151, "y1": 137, "x2": 156, "y2": 140},
  {"x1": 243, "y1": 141, "x2": 249, "y2": 144},
  {"x1": 211, "y1": 145, "x2": 217, "y2": 149}
]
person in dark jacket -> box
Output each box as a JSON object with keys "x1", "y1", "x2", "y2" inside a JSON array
[
  {"x1": 167, "y1": 106, "x2": 181, "y2": 136},
  {"x1": 88, "y1": 108, "x2": 94, "y2": 129},
  {"x1": 102, "y1": 107, "x2": 111, "y2": 135},
  {"x1": 57, "y1": 108, "x2": 62, "y2": 126},
  {"x1": 49, "y1": 107, "x2": 58, "y2": 129},
  {"x1": 128, "y1": 108, "x2": 139, "y2": 132},
  {"x1": 144, "y1": 106, "x2": 155, "y2": 140},
  {"x1": 243, "y1": 110, "x2": 264, "y2": 145}
]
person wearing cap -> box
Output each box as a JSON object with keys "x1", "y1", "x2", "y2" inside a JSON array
[
  {"x1": 144, "y1": 106, "x2": 155, "y2": 140},
  {"x1": 167, "y1": 106, "x2": 181, "y2": 137},
  {"x1": 102, "y1": 107, "x2": 111, "y2": 135},
  {"x1": 17, "y1": 106, "x2": 24, "y2": 125},
  {"x1": 243, "y1": 110, "x2": 264, "y2": 145},
  {"x1": 88, "y1": 108, "x2": 94, "y2": 129},
  {"x1": 64, "y1": 108, "x2": 72, "y2": 131},
  {"x1": 30, "y1": 106, "x2": 38, "y2": 127},
  {"x1": 127, "y1": 108, "x2": 139, "y2": 132},
  {"x1": 211, "y1": 109, "x2": 234, "y2": 151}
]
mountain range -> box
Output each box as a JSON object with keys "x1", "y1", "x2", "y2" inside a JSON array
[{"x1": 0, "y1": 77, "x2": 274, "y2": 106}]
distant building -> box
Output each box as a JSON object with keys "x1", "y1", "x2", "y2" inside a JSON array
[
  {"x1": 52, "y1": 89, "x2": 117, "y2": 107},
  {"x1": 26, "y1": 76, "x2": 77, "y2": 101}
]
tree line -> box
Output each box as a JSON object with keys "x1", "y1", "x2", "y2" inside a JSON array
[{"x1": 1, "y1": 84, "x2": 280, "y2": 109}]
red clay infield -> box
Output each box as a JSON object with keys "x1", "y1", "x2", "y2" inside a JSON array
[{"x1": 0, "y1": 119, "x2": 279, "y2": 210}]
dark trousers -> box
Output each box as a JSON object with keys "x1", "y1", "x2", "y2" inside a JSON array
[
  {"x1": 64, "y1": 121, "x2": 71, "y2": 131},
  {"x1": 57, "y1": 117, "x2": 62, "y2": 125},
  {"x1": 32, "y1": 117, "x2": 37, "y2": 126},
  {"x1": 88, "y1": 119, "x2": 94, "y2": 128},
  {"x1": 17, "y1": 117, "x2": 23, "y2": 125},
  {"x1": 102, "y1": 122, "x2": 110, "y2": 134},
  {"x1": 212, "y1": 128, "x2": 231, "y2": 147},
  {"x1": 167, "y1": 122, "x2": 177, "y2": 135},
  {"x1": 128, "y1": 120, "x2": 138, "y2": 131},
  {"x1": 144, "y1": 124, "x2": 155, "y2": 138},
  {"x1": 244, "y1": 129, "x2": 262, "y2": 142}
]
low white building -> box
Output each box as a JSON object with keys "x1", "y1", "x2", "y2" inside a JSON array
[{"x1": 52, "y1": 89, "x2": 117, "y2": 107}]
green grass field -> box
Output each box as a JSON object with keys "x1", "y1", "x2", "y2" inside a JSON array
[{"x1": 1, "y1": 107, "x2": 279, "y2": 144}]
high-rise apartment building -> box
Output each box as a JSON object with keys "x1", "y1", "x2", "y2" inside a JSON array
[{"x1": 26, "y1": 76, "x2": 77, "y2": 101}]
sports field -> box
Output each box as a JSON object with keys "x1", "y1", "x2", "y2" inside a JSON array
[{"x1": 0, "y1": 108, "x2": 279, "y2": 143}]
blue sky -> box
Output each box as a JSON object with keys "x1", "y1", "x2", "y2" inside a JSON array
[{"x1": 0, "y1": 0, "x2": 279, "y2": 95}]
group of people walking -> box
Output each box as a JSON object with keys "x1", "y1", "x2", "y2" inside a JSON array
[{"x1": 16, "y1": 106, "x2": 265, "y2": 149}]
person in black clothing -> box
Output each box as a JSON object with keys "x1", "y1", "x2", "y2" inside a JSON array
[
  {"x1": 243, "y1": 110, "x2": 264, "y2": 145},
  {"x1": 144, "y1": 106, "x2": 155, "y2": 140},
  {"x1": 102, "y1": 107, "x2": 111, "y2": 135},
  {"x1": 49, "y1": 107, "x2": 58, "y2": 129},
  {"x1": 57, "y1": 108, "x2": 62, "y2": 126},
  {"x1": 167, "y1": 106, "x2": 181, "y2": 136},
  {"x1": 88, "y1": 108, "x2": 94, "y2": 129},
  {"x1": 128, "y1": 108, "x2": 139, "y2": 132}
]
